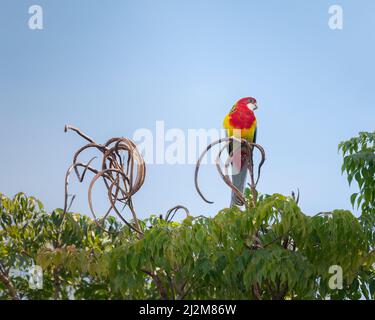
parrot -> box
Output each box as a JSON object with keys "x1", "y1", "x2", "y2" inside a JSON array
[{"x1": 223, "y1": 97, "x2": 258, "y2": 207}]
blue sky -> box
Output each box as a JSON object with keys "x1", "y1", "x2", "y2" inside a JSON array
[{"x1": 0, "y1": 0, "x2": 374, "y2": 220}]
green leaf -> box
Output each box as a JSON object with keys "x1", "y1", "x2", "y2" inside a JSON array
[{"x1": 350, "y1": 193, "x2": 358, "y2": 208}]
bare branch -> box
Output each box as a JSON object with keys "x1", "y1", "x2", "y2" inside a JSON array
[{"x1": 63, "y1": 125, "x2": 146, "y2": 235}]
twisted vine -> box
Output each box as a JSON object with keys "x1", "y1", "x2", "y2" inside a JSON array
[
  {"x1": 194, "y1": 137, "x2": 266, "y2": 208},
  {"x1": 63, "y1": 125, "x2": 189, "y2": 234},
  {"x1": 63, "y1": 125, "x2": 145, "y2": 234}
]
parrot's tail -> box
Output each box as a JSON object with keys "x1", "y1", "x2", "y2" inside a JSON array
[
  {"x1": 226, "y1": 131, "x2": 249, "y2": 207},
  {"x1": 230, "y1": 152, "x2": 248, "y2": 207}
]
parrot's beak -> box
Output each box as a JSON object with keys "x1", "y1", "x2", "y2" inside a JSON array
[{"x1": 247, "y1": 102, "x2": 258, "y2": 111}]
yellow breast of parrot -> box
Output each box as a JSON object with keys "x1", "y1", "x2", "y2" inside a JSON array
[{"x1": 223, "y1": 113, "x2": 257, "y2": 142}]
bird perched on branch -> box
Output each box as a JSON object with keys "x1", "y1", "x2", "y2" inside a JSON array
[{"x1": 223, "y1": 97, "x2": 258, "y2": 206}]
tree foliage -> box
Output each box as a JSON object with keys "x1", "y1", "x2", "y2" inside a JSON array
[
  {"x1": 0, "y1": 132, "x2": 374, "y2": 300},
  {"x1": 339, "y1": 131, "x2": 375, "y2": 242}
]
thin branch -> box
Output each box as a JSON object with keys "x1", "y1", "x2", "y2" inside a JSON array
[
  {"x1": 140, "y1": 269, "x2": 169, "y2": 300},
  {"x1": 53, "y1": 267, "x2": 61, "y2": 300},
  {"x1": 0, "y1": 268, "x2": 19, "y2": 300}
]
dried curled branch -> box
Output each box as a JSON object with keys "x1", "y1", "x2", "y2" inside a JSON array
[
  {"x1": 163, "y1": 205, "x2": 190, "y2": 223},
  {"x1": 194, "y1": 137, "x2": 266, "y2": 207},
  {"x1": 63, "y1": 125, "x2": 145, "y2": 234},
  {"x1": 291, "y1": 188, "x2": 300, "y2": 204}
]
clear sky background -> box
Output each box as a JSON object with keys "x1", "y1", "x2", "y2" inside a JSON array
[{"x1": 0, "y1": 0, "x2": 374, "y2": 220}]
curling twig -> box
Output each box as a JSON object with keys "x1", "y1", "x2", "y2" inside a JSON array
[
  {"x1": 62, "y1": 125, "x2": 146, "y2": 235},
  {"x1": 195, "y1": 137, "x2": 266, "y2": 207}
]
